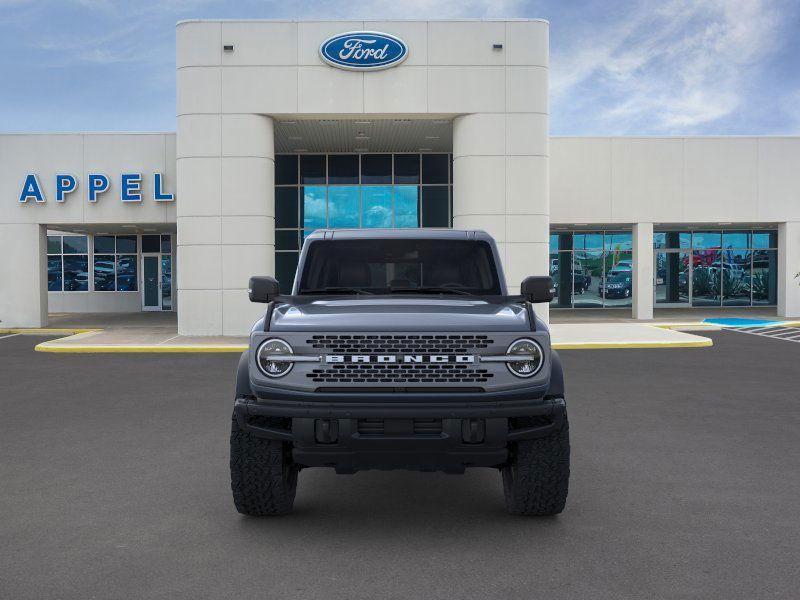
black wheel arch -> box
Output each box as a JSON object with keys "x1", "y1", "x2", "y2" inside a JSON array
[
  {"x1": 546, "y1": 350, "x2": 565, "y2": 398},
  {"x1": 235, "y1": 350, "x2": 253, "y2": 397}
]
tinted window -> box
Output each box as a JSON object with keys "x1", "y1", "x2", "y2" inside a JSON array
[
  {"x1": 328, "y1": 155, "x2": 359, "y2": 184},
  {"x1": 421, "y1": 154, "x2": 448, "y2": 184},
  {"x1": 94, "y1": 235, "x2": 115, "y2": 253},
  {"x1": 116, "y1": 235, "x2": 137, "y2": 254},
  {"x1": 421, "y1": 186, "x2": 449, "y2": 227},
  {"x1": 141, "y1": 234, "x2": 160, "y2": 253},
  {"x1": 94, "y1": 255, "x2": 116, "y2": 291},
  {"x1": 275, "y1": 155, "x2": 298, "y2": 185},
  {"x1": 275, "y1": 187, "x2": 299, "y2": 228},
  {"x1": 300, "y1": 155, "x2": 325, "y2": 184},
  {"x1": 361, "y1": 154, "x2": 391, "y2": 184},
  {"x1": 62, "y1": 235, "x2": 88, "y2": 254},
  {"x1": 298, "y1": 239, "x2": 501, "y2": 295},
  {"x1": 394, "y1": 154, "x2": 420, "y2": 184},
  {"x1": 47, "y1": 235, "x2": 62, "y2": 254}
]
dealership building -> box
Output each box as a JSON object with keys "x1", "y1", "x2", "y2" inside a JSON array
[{"x1": 1, "y1": 19, "x2": 799, "y2": 335}]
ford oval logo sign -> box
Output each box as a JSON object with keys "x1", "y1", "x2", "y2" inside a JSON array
[{"x1": 319, "y1": 31, "x2": 408, "y2": 71}]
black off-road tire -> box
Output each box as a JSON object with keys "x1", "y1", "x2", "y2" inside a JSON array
[
  {"x1": 502, "y1": 412, "x2": 570, "y2": 516},
  {"x1": 230, "y1": 412, "x2": 298, "y2": 516}
]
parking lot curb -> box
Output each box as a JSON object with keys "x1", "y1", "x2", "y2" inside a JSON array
[
  {"x1": 552, "y1": 338, "x2": 712, "y2": 350},
  {"x1": 34, "y1": 343, "x2": 247, "y2": 353}
]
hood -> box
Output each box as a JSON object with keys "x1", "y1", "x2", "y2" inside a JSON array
[{"x1": 268, "y1": 296, "x2": 532, "y2": 332}]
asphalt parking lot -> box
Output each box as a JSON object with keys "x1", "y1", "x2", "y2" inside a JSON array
[{"x1": 1, "y1": 331, "x2": 799, "y2": 599}]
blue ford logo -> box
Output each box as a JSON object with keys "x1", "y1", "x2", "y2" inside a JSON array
[{"x1": 319, "y1": 31, "x2": 408, "y2": 71}]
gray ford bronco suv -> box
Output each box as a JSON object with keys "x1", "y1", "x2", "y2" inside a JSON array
[{"x1": 231, "y1": 229, "x2": 569, "y2": 516}]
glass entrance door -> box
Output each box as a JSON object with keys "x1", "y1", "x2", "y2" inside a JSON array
[{"x1": 142, "y1": 255, "x2": 161, "y2": 311}]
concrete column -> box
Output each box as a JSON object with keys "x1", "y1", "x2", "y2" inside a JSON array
[
  {"x1": 177, "y1": 114, "x2": 275, "y2": 335},
  {"x1": 0, "y1": 224, "x2": 47, "y2": 328},
  {"x1": 632, "y1": 222, "x2": 654, "y2": 320},
  {"x1": 452, "y1": 113, "x2": 550, "y2": 321},
  {"x1": 778, "y1": 221, "x2": 800, "y2": 318}
]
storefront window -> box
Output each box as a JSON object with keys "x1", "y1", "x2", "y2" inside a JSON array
[
  {"x1": 654, "y1": 229, "x2": 778, "y2": 307},
  {"x1": 275, "y1": 153, "x2": 453, "y2": 292},
  {"x1": 47, "y1": 235, "x2": 88, "y2": 292},
  {"x1": 549, "y1": 231, "x2": 632, "y2": 309},
  {"x1": 93, "y1": 235, "x2": 138, "y2": 292}
]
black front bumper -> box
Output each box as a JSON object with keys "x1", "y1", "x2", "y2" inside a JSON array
[{"x1": 234, "y1": 395, "x2": 566, "y2": 473}]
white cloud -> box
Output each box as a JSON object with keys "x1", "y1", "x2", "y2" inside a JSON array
[{"x1": 551, "y1": 0, "x2": 791, "y2": 133}]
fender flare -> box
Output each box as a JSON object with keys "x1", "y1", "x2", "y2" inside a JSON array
[
  {"x1": 546, "y1": 350, "x2": 565, "y2": 398},
  {"x1": 235, "y1": 350, "x2": 253, "y2": 397}
]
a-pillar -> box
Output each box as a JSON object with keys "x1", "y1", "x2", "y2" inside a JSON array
[
  {"x1": 778, "y1": 221, "x2": 800, "y2": 318},
  {"x1": 452, "y1": 113, "x2": 550, "y2": 321},
  {"x1": 0, "y1": 224, "x2": 47, "y2": 327},
  {"x1": 177, "y1": 114, "x2": 275, "y2": 335},
  {"x1": 632, "y1": 222, "x2": 654, "y2": 320}
]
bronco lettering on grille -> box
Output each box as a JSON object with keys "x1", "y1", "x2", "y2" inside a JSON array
[{"x1": 325, "y1": 354, "x2": 475, "y2": 364}]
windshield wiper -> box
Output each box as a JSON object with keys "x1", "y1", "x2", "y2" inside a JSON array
[
  {"x1": 389, "y1": 286, "x2": 474, "y2": 296},
  {"x1": 300, "y1": 287, "x2": 374, "y2": 295}
]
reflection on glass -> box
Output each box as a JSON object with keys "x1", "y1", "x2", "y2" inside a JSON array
[
  {"x1": 362, "y1": 186, "x2": 392, "y2": 228},
  {"x1": 62, "y1": 235, "x2": 88, "y2": 254},
  {"x1": 604, "y1": 232, "x2": 632, "y2": 251},
  {"x1": 752, "y1": 231, "x2": 777, "y2": 249},
  {"x1": 94, "y1": 235, "x2": 115, "y2": 253},
  {"x1": 94, "y1": 255, "x2": 116, "y2": 291},
  {"x1": 691, "y1": 250, "x2": 721, "y2": 306},
  {"x1": 550, "y1": 250, "x2": 573, "y2": 308},
  {"x1": 161, "y1": 235, "x2": 172, "y2": 254},
  {"x1": 47, "y1": 235, "x2": 61, "y2": 254},
  {"x1": 394, "y1": 185, "x2": 419, "y2": 228},
  {"x1": 162, "y1": 255, "x2": 172, "y2": 310},
  {"x1": 63, "y1": 255, "x2": 88, "y2": 291},
  {"x1": 722, "y1": 249, "x2": 751, "y2": 306},
  {"x1": 327, "y1": 186, "x2": 359, "y2": 228},
  {"x1": 302, "y1": 186, "x2": 326, "y2": 231},
  {"x1": 117, "y1": 255, "x2": 137, "y2": 291},
  {"x1": 142, "y1": 256, "x2": 158, "y2": 306},
  {"x1": 574, "y1": 233, "x2": 603, "y2": 250},
  {"x1": 47, "y1": 256, "x2": 62, "y2": 291},
  {"x1": 752, "y1": 249, "x2": 777, "y2": 305},
  {"x1": 394, "y1": 154, "x2": 420, "y2": 184},
  {"x1": 603, "y1": 250, "x2": 633, "y2": 306},
  {"x1": 722, "y1": 231, "x2": 750, "y2": 249},
  {"x1": 692, "y1": 231, "x2": 721, "y2": 249},
  {"x1": 654, "y1": 231, "x2": 691, "y2": 249},
  {"x1": 116, "y1": 235, "x2": 137, "y2": 254},
  {"x1": 573, "y1": 250, "x2": 603, "y2": 307},
  {"x1": 655, "y1": 251, "x2": 690, "y2": 305}
]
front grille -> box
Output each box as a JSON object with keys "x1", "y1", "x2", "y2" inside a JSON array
[
  {"x1": 308, "y1": 363, "x2": 492, "y2": 384},
  {"x1": 306, "y1": 334, "x2": 493, "y2": 354}
]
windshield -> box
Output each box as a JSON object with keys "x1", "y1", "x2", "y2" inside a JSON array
[{"x1": 297, "y1": 239, "x2": 502, "y2": 295}]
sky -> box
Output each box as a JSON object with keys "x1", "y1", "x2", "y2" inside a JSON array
[{"x1": 0, "y1": 0, "x2": 798, "y2": 135}]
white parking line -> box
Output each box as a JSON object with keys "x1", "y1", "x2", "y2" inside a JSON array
[
  {"x1": 726, "y1": 326, "x2": 800, "y2": 343},
  {"x1": 0, "y1": 333, "x2": 21, "y2": 341}
]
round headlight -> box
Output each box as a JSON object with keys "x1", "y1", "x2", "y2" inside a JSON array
[
  {"x1": 506, "y1": 338, "x2": 544, "y2": 378},
  {"x1": 256, "y1": 338, "x2": 293, "y2": 378}
]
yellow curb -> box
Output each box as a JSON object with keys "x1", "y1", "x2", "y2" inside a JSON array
[
  {"x1": 553, "y1": 338, "x2": 713, "y2": 350},
  {"x1": 0, "y1": 328, "x2": 101, "y2": 335},
  {"x1": 35, "y1": 343, "x2": 247, "y2": 353}
]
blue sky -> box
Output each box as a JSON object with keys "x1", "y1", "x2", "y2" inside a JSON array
[{"x1": 1, "y1": 0, "x2": 798, "y2": 135}]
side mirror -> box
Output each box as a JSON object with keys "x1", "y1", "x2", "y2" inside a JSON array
[
  {"x1": 248, "y1": 276, "x2": 280, "y2": 303},
  {"x1": 521, "y1": 276, "x2": 555, "y2": 303}
]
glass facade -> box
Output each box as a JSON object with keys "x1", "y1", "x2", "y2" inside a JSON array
[
  {"x1": 93, "y1": 235, "x2": 138, "y2": 292},
  {"x1": 655, "y1": 229, "x2": 778, "y2": 307},
  {"x1": 275, "y1": 153, "x2": 453, "y2": 293},
  {"x1": 47, "y1": 233, "x2": 174, "y2": 309},
  {"x1": 47, "y1": 235, "x2": 89, "y2": 292},
  {"x1": 549, "y1": 231, "x2": 633, "y2": 308}
]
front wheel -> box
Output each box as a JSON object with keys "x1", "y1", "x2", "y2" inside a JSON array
[
  {"x1": 230, "y1": 412, "x2": 298, "y2": 516},
  {"x1": 502, "y1": 412, "x2": 570, "y2": 516}
]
